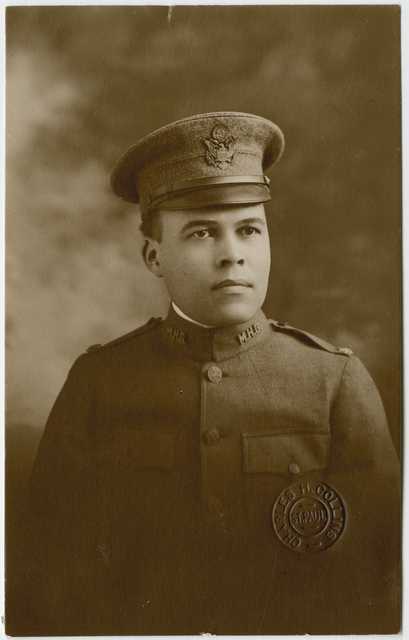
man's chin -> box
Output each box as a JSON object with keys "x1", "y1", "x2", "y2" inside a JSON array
[{"x1": 209, "y1": 301, "x2": 260, "y2": 328}]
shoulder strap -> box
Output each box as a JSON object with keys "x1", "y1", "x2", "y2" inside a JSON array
[
  {"x1": 269, "y1": 319, "x2": 353, "y2": 356},
  {"x1": 86, "y1": 317, "x2": 163, "y2": 353}
]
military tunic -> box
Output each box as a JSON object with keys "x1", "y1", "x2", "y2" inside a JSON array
[{"x1": 27, "y1": 306, "x2": 400, "y2": 635}]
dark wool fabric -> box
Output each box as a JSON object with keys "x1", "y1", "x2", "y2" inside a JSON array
[{"x1": 25, "y1": 307, "x2": 400, "y2": 635}]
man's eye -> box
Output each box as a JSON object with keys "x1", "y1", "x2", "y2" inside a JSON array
[
  {"x1": 240, "y1": 226, "x2": 261, "y2": 237},
  {"x1": 191, "y1": 229, "x2": 211, "y2": 239}
]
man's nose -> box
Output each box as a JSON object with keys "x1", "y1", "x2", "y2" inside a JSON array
[{"x1": 216, "y1": 233, "x2": 245, "y2": 268}]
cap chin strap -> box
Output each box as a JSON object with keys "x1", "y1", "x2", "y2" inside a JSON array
[{"x1": 147, "y1": 174, "x2": 270, "y2": 211}]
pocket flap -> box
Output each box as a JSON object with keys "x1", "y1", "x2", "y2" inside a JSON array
[{"x1": 242, "y1": 432, "x2": 329, "y2": 474}]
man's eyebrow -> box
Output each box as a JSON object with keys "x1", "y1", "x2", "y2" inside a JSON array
[
  {"x1": 180, "y1": 217, "x2": 266, "y2": 234},
  {"x1": 180, "y1": 219, "x2": 221, "y2": 233},
  {"x1": 235, "y1": 217, "x2": 266, "y2": 226}
]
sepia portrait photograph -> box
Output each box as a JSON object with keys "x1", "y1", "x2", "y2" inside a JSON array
[{"x1": 5, "y1": 4, "x2": 401, "y2": 636}]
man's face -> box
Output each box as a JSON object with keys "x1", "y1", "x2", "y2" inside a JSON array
[{"x1": 146, "y1": 204, "x2": 271, "y2": 327}]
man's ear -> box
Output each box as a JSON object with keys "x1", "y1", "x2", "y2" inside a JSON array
[{"x1": 142, "y1": 238, "x2": 163, "y2": 277}]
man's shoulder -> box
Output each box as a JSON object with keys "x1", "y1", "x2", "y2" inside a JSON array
[
  {"x1": 84, "y1": 316, "x2": 163, "y2": 356},
  {"x1": 269, "y1": 318, "x2": 354, "y2": 359},
  {"x1": 267, "y1": 320, "x2": 381, "y2": 416}
]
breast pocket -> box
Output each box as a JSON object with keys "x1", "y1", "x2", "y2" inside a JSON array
[
  {"x1": 242, "y1": 432, "x2": 331, "y2": 536},
  {"x1": 242, "y1": 432, "x2": 330, "y2": 476}
]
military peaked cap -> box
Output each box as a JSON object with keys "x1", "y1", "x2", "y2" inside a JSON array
[{"x1": 111, "y1": 111, "x2": 285, "y2": 214}]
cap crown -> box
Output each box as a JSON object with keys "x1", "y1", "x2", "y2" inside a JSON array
[{"x1": 111, "y1": 111, "x2": 285, "y2": 212}]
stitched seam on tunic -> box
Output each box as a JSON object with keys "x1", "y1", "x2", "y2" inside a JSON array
[
  {"x1": 329, "y1": 355, "x2": 352, "y2": 429},
  {"x1": 200, "y1": 372, "x2": 208, "y2": 504},
  {"x1": 242, "y1": 434, "x2": 249, "y2": 472}
]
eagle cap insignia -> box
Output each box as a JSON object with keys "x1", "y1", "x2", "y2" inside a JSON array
[{"x1": 202, "y1": 124, "x2": 236, "y2": 168}]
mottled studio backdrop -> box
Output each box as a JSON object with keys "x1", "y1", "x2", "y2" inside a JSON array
[{"x1": 6, "y1": 6, "x2": 401, "y2": 511}]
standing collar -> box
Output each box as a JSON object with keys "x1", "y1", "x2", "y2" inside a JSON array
[
  {"x1": 171, "y1": 301, "x2": 214, "y2": 328},
  {"x1": 161, "y1": 304, "x2": 271, "y2": 362}
]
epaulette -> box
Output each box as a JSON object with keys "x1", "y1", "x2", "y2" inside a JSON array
[
  {"x1": 85, "y1": 317, "x2": 162, "y2": 353},
  {"x1": 270, "y1": 319, "x2": 353, "y2": 356}
]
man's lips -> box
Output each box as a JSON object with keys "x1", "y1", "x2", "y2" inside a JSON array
[{"x1": 212, "y1": 279, "x2": 253, "y2": 290}]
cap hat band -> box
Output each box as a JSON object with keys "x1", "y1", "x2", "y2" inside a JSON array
[{"x1": 147, "y1": 174, "x2": 270, "y2": 211}]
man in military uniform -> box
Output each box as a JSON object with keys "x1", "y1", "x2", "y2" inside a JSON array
[{"x1": 27, "y1": 112, "x2": 400, "y2": 635}]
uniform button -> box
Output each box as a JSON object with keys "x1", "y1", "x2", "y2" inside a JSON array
[
  {"x1": 205, "y1": 364, "x2": 223, "y2": 384},
  {"x1": 202, "y1": 428, "x2": 221, "y2": 445},
  {"x1": 288, "y1": 462, "x2": 301, "y2": 475}
]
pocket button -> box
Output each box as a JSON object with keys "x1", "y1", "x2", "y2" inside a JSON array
[{"x1": 288, "y1": 462, "x2": 301, "y2": 475}]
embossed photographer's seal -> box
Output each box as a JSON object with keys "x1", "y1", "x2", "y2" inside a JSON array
[{"x1": 272, "y1": 480, "x2": 346, "y2": 553}]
